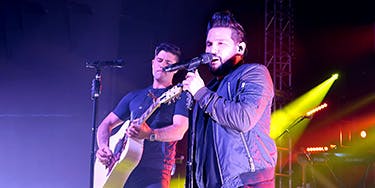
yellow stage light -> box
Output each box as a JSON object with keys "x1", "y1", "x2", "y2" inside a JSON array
[{"x1": 270, "y1": 73, "x2": 339, "y2": 143}]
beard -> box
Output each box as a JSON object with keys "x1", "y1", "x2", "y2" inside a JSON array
[{"x1": 209, "y1": 57, "x2": 241, "y2": 77}]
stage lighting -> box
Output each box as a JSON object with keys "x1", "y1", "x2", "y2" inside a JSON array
[
  {"x1": 331, "y1": 73, "x2": 339, "y2": 80},
  {"x1": 305, "y1": 146, "x2": 329, "y2": 153},
  {"x1": 360, "y1": 130, "x2": 367, "y2": 139},
  {"x1": 305, "y1": 103, "x2": 328, "y2": 117}
]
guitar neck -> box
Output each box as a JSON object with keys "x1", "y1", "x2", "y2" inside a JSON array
[
  {"x1": 137, "y1": 101, "x2": 160, "y2": 125},
  {"x1": 135, "y1": 85, "x2": 182, "y2": 125}
]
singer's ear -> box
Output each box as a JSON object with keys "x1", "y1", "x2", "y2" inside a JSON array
[{"x1": 237, "y1": 42, "x2": 246, "y2": 55}]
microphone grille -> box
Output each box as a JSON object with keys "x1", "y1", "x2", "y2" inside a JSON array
[{"x1": 200, "y1": 53, "x2": 214, "y2": 64}]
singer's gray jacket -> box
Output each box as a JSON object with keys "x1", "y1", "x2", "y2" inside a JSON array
[{"x1": 193, "y1": 63, "x2": 277, "y2": 188}]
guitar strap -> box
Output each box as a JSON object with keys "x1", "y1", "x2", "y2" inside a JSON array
[{"x1": 130, "y1": 86, "x2": 156, "y2": 121}]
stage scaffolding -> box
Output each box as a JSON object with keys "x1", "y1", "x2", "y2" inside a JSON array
[{"x1": 265, "y1": 0, "x2": 295, "y2": 187}]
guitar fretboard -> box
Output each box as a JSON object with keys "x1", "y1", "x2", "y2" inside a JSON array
[{"x1": 137, "y1": 100, "x2": 160, "y2": 126}]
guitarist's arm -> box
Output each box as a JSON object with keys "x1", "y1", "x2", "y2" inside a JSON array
[
  {"x1": 153, "y1": 114, "x2": 189, "y2": 142},
  {"x1": 96, "y1": 112, "x2": 124, "y2": 166},
  {"x1": 127, "y1": 114, "x2": 188, "y2": 142}
]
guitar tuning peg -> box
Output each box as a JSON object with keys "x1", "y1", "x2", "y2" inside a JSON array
[{"x1": 167, "y1": 98, "x2": 177, "y2": 105}]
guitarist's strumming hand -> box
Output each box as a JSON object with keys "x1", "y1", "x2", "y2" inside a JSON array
[
  {"x1": 126, "y1": 118, "x2": 153, "y2": 140},
  {"x1": 96, "y1": 145, "x2": 113, "y2": 167}
]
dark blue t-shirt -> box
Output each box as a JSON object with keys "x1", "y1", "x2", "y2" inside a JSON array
[{"x1": 113, "y1": 85, "x2": 189, "y2": 171}]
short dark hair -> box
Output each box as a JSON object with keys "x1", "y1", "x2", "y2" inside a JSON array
[
  {"x1": 207, "y1": 11, "x2": 246, "y2": 44},
  {"x1": 154, "y1": 42, "x2": 182, "y2": 62}
]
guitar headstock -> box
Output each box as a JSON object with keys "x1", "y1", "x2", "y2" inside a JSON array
[{"x1": 158, "y1": 85, "x2": 183, "y2": 104}]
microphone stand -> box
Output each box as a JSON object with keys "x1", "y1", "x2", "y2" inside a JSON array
[
  {"x1": 276, "y1": 115, "x2": 310, "y2": 141},
  {"x1": 89, "y1": 68, "x2": 102, "y2": 188},
  {"x1": 275, "y1": 115, "x2": 310, "y2": 188},
  {"x1": 164, "y1": 59, "x2": 213, "y2": 188},
  {"x1": 185, "y1": 111, "x2": 195, "y2": 188},
  {"x1": 185, "y1": 67, "x2": 199, "y2": 188}
]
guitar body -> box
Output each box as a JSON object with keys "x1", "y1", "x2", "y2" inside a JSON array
[
  {"x1": 94, "y1": 121, "x2": 144, "y2": 188},
  {"x1": 93, "y1": 85, "x2": 183, "y2": 188}
]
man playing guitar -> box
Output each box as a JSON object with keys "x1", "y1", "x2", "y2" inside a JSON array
[{"x1": 95, "y1": 42, "x2": 189, "y2": 188}]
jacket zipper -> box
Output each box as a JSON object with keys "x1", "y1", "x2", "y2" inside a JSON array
[
  {"x1": 232, "y1": 81, "x2": 256, "y2": 172},
  {"x1": 212, "y1": 84, "x2": 225, "y2": 184}
]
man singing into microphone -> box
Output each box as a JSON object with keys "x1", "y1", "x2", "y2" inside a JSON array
[
  {"x1": 183, "y1": 11, "x2": 277, "y2": 187},
  {"x1": 95, "y1": 42, "x2": 189, "y2": 188},
  {"x1": 162, "y1": 53, "x2": 214, "y2": 72}
]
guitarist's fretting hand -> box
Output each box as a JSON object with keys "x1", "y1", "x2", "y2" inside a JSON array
[
  {"x1": 96, "y1": 145, "x2": 113, "y2": 167},
  {"x1": 126, "y1": 119, "x2": 153, "y2": 140}
]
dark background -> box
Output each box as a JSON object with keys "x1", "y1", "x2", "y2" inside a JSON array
[{"x1": 0, "y1": 0, "x2": 373, "y2": 187}]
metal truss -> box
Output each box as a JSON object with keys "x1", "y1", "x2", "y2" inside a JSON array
[
  {"x1": 265, "y1": 0, "x2": 295, "y2": 188},
  {"x1": 265, "y1": 0, "x2": 295, "y2": 111}
]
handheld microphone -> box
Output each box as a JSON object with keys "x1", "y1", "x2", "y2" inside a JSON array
[
  {"x1": 86, "y1": 59, "x2": 125, "y2": 68},
  {"x1": 163, "y1": 53, "x2": 214, "y2": 72}
]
